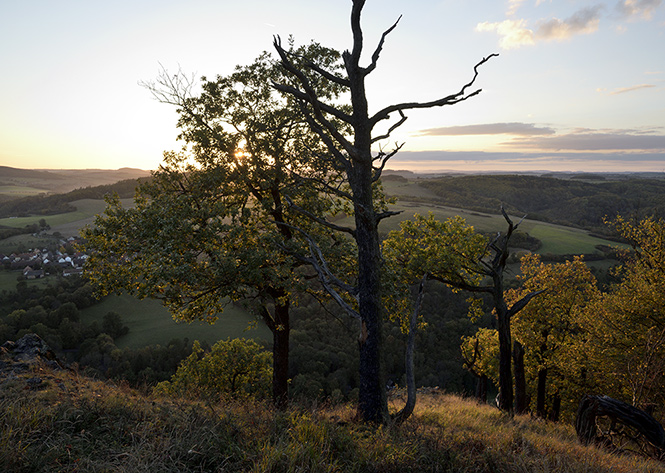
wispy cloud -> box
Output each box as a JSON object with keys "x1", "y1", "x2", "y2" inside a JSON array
[
  {"x1": 507, "y1": 0, "x2": 527, "y2": 16},
  {"x1": 505, "y1": 129, "x2": 665, "y2": 151},
  {"x1": 478, "y1": 0, "x2": 662, "y2": 49},
  {"x1": 476, "y1": 19, "x2": 534, "y2": 49},
  {"x1": 608, "y1": 84, "x2": 657, "y2": 94},
  {"x1": 415, "y1": 123, "x2": 556, "y2": 136},
  {"x1": 615, "y1": 0, "x2": 663, "y2": 19},
  {"x1": 537, "y1": 6, "x2": 604, "y2": 40},
  {"x1": 476, "y1": 6, "x2": 603, "y2": 48}
]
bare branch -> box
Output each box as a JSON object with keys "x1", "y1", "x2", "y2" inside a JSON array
[
  {"x1": 376, "y1": 209, "x2": 402, "y2": 222},
  {"x1": 371, "y1": 143, "x2": 404, "y2": 182},
  {"x1": 371, "y1": 109, "x2": 407, "y2": 144},
  {"x1": 370, "y1": 54, "x2": 498, "y2": 128},
  {"x1": 348, "y1": 0, "x2": 366, "y2": 66},
  {"x1": 364, "y1": 15, "x2": 402, "y2": 75},
  {"x1": 507, "y1": 289, "x2": 546, "y2": 318},
  {"x1": 306, "y1": 61, "x2": 350, "y2": 87},
  {"x1": 283, "y1": 195, "x2": 357, "y2": 237},
  {"x1": 277, "y1": 222, "x2": 360, "y2": 319},
  {"x1": 271, "y1": 80, "x2": 352, "y2": 124}
]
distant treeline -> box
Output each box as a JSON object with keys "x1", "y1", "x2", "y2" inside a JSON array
[
  {"x1": 0, "y1": 177, "x2": 150, "y2": 218},
  {"x1": 418, "y1": 175, "x2": 665, "y2": 234}
]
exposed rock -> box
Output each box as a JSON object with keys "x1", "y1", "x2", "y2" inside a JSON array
[{"x1": 0, "y1": 333, "x2": 64, "y2": 376}]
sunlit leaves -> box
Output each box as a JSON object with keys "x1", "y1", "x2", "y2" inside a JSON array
[
  {"x1": 154, "y1": 338, "x2": 272, "y2": 401},
  {"x1": 585, "y1": 216, "x2": 665, "y2": 407},
  {"x1": 382, "y1": 213, "x2": 487, "y2": 329},
  {"x1": 506, "y1": 254, "x2": 599, "y2": 415}
]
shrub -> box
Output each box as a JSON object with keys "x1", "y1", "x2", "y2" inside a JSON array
[{"x1": 155, "y1": 338, "x2": 272, "y2": 401}]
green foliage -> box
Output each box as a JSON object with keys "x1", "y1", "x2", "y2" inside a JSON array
[
  {"x1": 507, "y1": 254, "x2": 600, "y2": 418},
  {"x1": 382, "y1": 213, "x2": 488, "y2": 327},
  {"x1": 82, "y1": 45, "x2": 350, "y2": 324},
  {"x1": 583, "y1": 216, "x2": 665, "y2": 409},
  {"x1": 461, "y1": 327, "x2": 500, "y2": 382},
  {"x1": 156, "y1": 338, "x2": 272, "y2": 401}
]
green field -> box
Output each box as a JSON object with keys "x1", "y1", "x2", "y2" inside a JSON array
[
  {"x1": 375, "y1": 201, "x2": 619, "y2": 256},
  {"x1": 80, "y1": 293, "x2": 271, "y2": 349},
  {"x1": 0, "y1": 185, "x2": 49, "y2": 197},
  {"x1": 0, "y1": 199, "x2": 110, "y2": 230},
  {"x1": 0, "y1": 198, "x2": 134, "y2": 254}
]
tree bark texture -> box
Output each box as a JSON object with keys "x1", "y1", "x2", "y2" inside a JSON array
[
  {"x1": 272, "y1": 300, "x2": 290, "y2": 409},
  {"x1": 494, "y1": 280, "x2": 514, "y2": 413},
  {"x1": 513, "y1": 340, "x2": 528, "y2": 414}
]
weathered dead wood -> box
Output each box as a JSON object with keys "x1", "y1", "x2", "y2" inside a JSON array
[{"x1": 576, "y1": 394, "x2": 665, "y2": 459}]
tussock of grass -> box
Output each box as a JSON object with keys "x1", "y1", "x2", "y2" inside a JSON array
[{"x1": 2, "y1": 364, "x2": 665, "y2": 472}]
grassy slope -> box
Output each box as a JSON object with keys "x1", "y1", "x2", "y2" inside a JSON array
[
  {"x1": 0, "y1": 198, "x2": 116, "y2": 230},
  {"x1": 380, "y1": 179, "x2": 620, "y2": 255},
  {"x1": 80, "y1": 294, "x2": 271, "y2": 348},
  {"x1": 2, "y1": 364, "x2": 664, "y2": 472}
]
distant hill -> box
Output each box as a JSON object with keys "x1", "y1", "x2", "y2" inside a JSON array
[
  {"x1": 0, "y1": 166, "x2": 151, "y2": 197},
  {"x1": 417, "y1": 174, "x2": 665, "y2": 234},
  {"x1": 0, "y1": 176, "x2": 150, "y2": 218}
]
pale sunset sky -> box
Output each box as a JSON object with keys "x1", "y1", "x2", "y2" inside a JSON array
[{"x1": 1, "y1": 0, "x2": 664, "y2": 173}]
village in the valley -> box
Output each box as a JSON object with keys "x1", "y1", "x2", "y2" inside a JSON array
[{"x1": 1, "y1": 236, "x2": 88, "y2": 280}]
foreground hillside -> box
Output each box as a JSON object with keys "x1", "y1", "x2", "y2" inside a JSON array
[{"x1": 2, "y1": 345, "x2": 664, "y2": 472}]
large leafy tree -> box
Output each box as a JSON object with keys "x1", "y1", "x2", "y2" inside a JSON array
[
  {"x1": 507, "y1": 254, "x2": 599, "y2": 420},
  {"x1": 584, "y1": 216, "x2": 665, "y2": 408},
  {"x1": 272, "y1": 0, "x2": 497, "y2": 423},
  {"x1": 82, "y1": 44, "x2": 348, "y2": 408}
]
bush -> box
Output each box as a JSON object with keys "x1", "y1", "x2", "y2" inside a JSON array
[{"x1": 155, "y1": 338, "x2": 272, "y2": 401}]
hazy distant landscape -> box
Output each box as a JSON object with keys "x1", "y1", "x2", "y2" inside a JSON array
[{"x1": 2, "y1": 166, "x2": 663, "y2": 349}]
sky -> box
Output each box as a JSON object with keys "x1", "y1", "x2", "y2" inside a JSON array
[{"x1": 0, "y1": 0, "x2": 664, "y2": 173}]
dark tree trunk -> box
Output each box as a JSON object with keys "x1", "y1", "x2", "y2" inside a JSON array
[
  {"x1": 272, "y1": 0, "x2": 497, "y2": 424},
  {"x1": 272, "y1": 299, "x2": 290, "y2": 409},
  {"x1": 495, "y1": 281, "x2": 513, "y2": 413},
  {"x1": 476, "y1": 375, "x2": 488, "y2": 403},
  {"x1": 536, "y1": 367, "x2": 548, "y2": 418},
  {"x1": 549, "y1": 392, "x2": 561, "y2": 422},
  {"x1": 353, "y1": 161, "x2": 387, "y2": 424},
  {"x1": 513, "y1": 340, "x2": 528, "y2": 414}
]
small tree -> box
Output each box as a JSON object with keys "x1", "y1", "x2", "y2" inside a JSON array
[
  {"x1": 507, "y1": 254, "x2": 598, "y2": 419},
  {"x1": 383, "y1": 210, "x2": 542, "y2": 412},
  {"x1": 584, "y1": 216, "x2": 665, "y2": 409},
  {"x1": 155, "y1": 338, "x2": 272, "y2": 401}
]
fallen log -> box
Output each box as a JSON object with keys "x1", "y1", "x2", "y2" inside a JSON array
[{"x1": 576, "y1": 394, "x2": 665, "y2": 459}]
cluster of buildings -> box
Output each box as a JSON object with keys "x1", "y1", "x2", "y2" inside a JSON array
[{"x1": 1, "y1": 237, "x2": 88, "y2": 279}]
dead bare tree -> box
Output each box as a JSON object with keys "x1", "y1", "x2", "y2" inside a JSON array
[
  {"x1": 272, "y1": 0, "x2": 497, "y2": 423},
  {"x1": 429, "y1": 209, "x2": 543, "y2": 412}
]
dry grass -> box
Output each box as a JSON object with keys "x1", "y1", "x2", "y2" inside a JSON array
[{"x1": 2, "y1": 363, "x2": 665, "y2": 472}]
